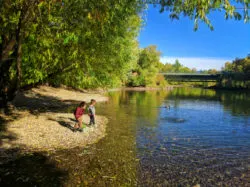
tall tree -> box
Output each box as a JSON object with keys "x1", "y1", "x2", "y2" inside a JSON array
[
  {"x1": 0, "y1": 0, "x2": 142, "y2": 106},
  {"x1": 0, "y1": 0, "x2": 47, "y2": 106},
  {"x1": 138, "y1": 45, "x2": 161, "y2": 69},
  {"x1": 172, "y1": 60, "x2": 181, "y2": 72}
]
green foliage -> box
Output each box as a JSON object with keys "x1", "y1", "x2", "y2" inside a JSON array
[
  {"x1": 160, "y1": 60, "x2": 197, "y2": 73},
  {"x1": 0, "y1": 0, "x2": 143, "y2": 90},
  {"x1": 127, "y1": 45, "x2": 162, "y2": 87},
  {"x1": 155, "y1": 74, "x2": 168, "y2": 87},
  {"x1": 172, "y1": 60, "x2": 181, "y2": 72},
  {"x1": 218, "y1": 55, "x2": 250, "y2": 89},
  {"x1": 138, "y1": 45, "x2": 161, "y2": 69},
  {"x1": 223, "y1": 55, "x2": 250, "y2": 73},
  {"x1": 127, "y1": 72, "x2": 146, "y2": 87},
  {"x1": 157, "y1": 0, "x2": 249, "y2": 30},
  {"x1": 45, "y1": 1, "x2": 142, "y2": 88}
]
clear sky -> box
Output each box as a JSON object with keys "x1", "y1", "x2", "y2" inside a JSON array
[{"x1": 138, "y1": 5, "x2": 250, "y2": 70}]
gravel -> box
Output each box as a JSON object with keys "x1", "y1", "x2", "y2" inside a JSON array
[{"x1": 1, "y1": 86, "x2": 109, "y2": 152}]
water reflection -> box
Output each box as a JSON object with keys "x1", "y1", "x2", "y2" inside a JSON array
[
  {"x1": 135, "y1": 88, "x2": 250, "y2": 186},
  {"x1": 167, "y1": 87, "x2": 250, "y2": 116},
  {"x1": 60, "y1": 88, "x2": 250, "y2": 186}
]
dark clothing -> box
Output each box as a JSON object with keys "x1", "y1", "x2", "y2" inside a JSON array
[
  {"x1": 89, "y1": 115, "x2": 95, "y2": 125},
  {"x1": 88, "y1": 105, "x2": 96, "y2": 125},
  {"x1": 74, "y1": 107, "x2": 84, "y2": 119}
]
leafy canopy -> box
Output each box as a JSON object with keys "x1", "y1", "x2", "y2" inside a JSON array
[{"x1": 148, "y1": 0, "x2": 249, "y2": 30}]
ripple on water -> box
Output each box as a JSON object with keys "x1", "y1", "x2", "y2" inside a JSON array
[{"x1": 160, "y1": 117, "x2": 187, "y2": 123}]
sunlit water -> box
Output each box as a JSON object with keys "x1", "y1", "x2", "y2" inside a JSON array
[
  {"x1": 64, "y1": 88, "x2": 250, "y2": 186},
  {"x1": 134, "y1": 91, "x2": 250, "y2": 186}
]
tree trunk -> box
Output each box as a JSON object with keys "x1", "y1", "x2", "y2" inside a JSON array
[
  {"x1": 0, "y1": 1, "x2": 39, "y2": 109},
  {"x1": 16, "y1": 35, "x2": 22, "y2": 91},
  {"x1": 0, "y1": 9, "x2": 23, "y2": 109},
  {"x1": 0, "y1": 59, "x2": 14, "y2": 108},
  {"x1": 7, "y1": 5, "x2": 24, "y2": 102},
  {"x1": 0, "y1": 36, "x2": 16, "y2": 108},
  {"x1": 0, "y1": 37, "x2": 16, "y2": 69}
]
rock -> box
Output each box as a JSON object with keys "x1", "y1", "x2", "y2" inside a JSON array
[{"x1": 193, "y1": 184, "x2": 200, "y2": 187}]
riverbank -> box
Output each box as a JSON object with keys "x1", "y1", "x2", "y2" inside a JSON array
[
  {"x1": 0, "y1": 86, "x2": 109, "y2": 153},
  {"x1": 108, "y1": 86, "x2": 182, "y2": 92},
  {"x1": 1, "y1": 112, "x2": 108, "y2": 151}
]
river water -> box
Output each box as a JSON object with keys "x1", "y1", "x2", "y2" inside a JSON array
[{"x1": 63, "y1": 88, "x2": 250, "y2": 186}]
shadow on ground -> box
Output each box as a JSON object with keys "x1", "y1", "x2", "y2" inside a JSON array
[
  {"x1": 0, "y1": 113, "x2": 20, "y2": 147},
  {"x1": 0, "y1": 91, "x2": 75, "y2": 186},
  {"x1": 0, "y1": 116, "x2": 68, "y2": 187},
  {"x1": 12, "y1": 91, "x2": 79, "y2": 114},
  {"x1": 0, "y1": 149, "x2": 67, "y2": 187},
  {"x1": 48, "y1": 116, "x2": 77, "y2": 132}
]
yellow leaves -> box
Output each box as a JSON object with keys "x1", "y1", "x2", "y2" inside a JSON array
[
  {"x1": 84, "y1": 180, "x2": 88, "y2": 185},
  {"x1": 102, "y1": 175, "x2": 117, "y2": 179},
  {"x1": 38, "y1": 1, "x2": 45, "y2": 8},
  {"x1": 87, "y1": 12, "x2": 92, "y2": 20},
  {"x1": 55, "y1": 158, "x2": 62, "y2": 163}
]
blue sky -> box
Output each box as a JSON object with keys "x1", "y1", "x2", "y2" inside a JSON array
[{"x1": 138, "y1": 5, "x2": 250, "y2": 70}]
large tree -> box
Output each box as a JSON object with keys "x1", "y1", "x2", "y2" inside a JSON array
[
  {"x1": 0, "y1": 0, "x2": 142, "y2": 106},
  {"x1": 0, "y1": 0, "x2": 45, "y2": 106}
]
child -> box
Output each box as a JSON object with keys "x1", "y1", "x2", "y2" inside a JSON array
[
  {"x1": 88, "y1": 99, "x2": 96, "y2": 125},
  {"x1": 74, "y1": 101, "x2": 86, "y2": 131}
]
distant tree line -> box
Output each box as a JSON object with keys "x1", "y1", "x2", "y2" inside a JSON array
[
  {"x1": 218, "y1": 55, "x2": 250, "y2": 89},
  {"x1": 222, "y1": 55, "x2": 250, "y2": 74},
  {"x1": 160, "y1": 60, "x2": 197, "y2": 73}
]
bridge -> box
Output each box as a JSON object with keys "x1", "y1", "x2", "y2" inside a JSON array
[
  {"x1": 160, "y1": 72, "x2": 250, "y2": 82},
  {"x1": 161, "y1": 73, "x2": 220, "y2": 82}
]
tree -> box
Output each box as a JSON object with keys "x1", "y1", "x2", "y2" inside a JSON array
[
  {"x1": 172, "y1": 59, "x2": 181, "y2": 72},
  {"x1": 207, "y1": 69, "x2": 218, "y2": 74},
  {"x1": 224, "y1": 62, "x2": 233, "y2": 72},
  {"x1": 127, "y1": 45, "x2": 162, "y2": 87},
  {"x1": 161, "y1": 63, "x2": 173, "y2": 72},
  {"x1": 0, "y1": 0, "x2": 48, "y2": 107},
  {"x1": 138, "y1": 45, "x2": 161, "y2": 69},
  {"x1": 160, "y1": 61, "x2": 195, "y2": 73},
  {"x1": 156, "y1": 0, "x2": 249, "y2": 30},
  {"x1": 223, "y1": 55, "x2": 250, "y2": 74},
  {"x1": 0, "y1": 0, "x2": 143, "y2": 107}
]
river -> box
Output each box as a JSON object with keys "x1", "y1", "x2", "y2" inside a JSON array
[{"x1": 61, "y1": 87, "x2": 250, "y2": 186}]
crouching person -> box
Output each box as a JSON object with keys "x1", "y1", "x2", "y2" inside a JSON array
[{"x1": 74, "y1": 101, "x2": 86, "y2": 132}]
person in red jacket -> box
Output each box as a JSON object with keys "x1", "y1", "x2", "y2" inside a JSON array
[{"x1": 74, "y1": 101, "x2": 86, "y2": 131}]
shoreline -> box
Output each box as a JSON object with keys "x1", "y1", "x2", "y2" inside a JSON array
[
  {"x1": 0, "y1": 85, "x2": 109, "y2": 155},
  {"x1": 108, "y1": 85, "x2": 184, "y2": 92},
  {"x1": 110, "y1": 86, "x2": 250, "y2": 92},
  {"x1": 1, "y1": 84, "x2": 248, "y2": 154},
  {"x1": 1, "y1": 112, "x2": 108, "y2": 152}
]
